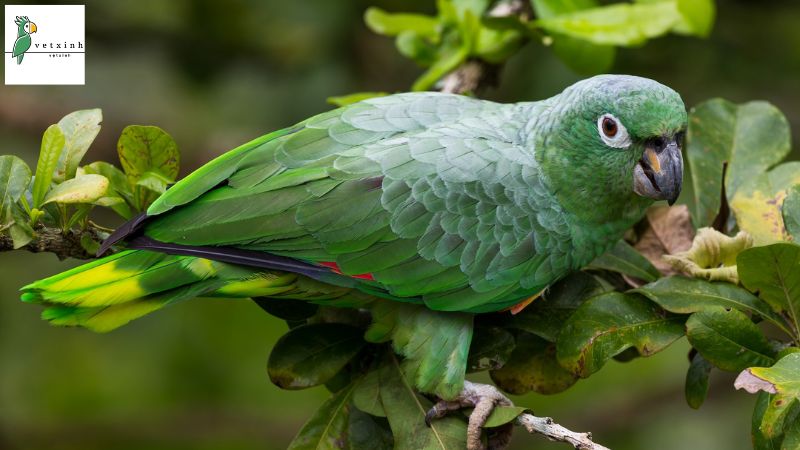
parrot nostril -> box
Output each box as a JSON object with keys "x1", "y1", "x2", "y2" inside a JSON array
[{"x1": 653, "y1": 137, "x2": 665, "y2": 152}]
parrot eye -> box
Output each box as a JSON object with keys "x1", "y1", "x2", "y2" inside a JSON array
[
  {"x1": 602, "y1": 118, "x2": 617, "y2": 137},
  {"x1": 597, "y1": 114, "x2": 631, "y2": 149}
]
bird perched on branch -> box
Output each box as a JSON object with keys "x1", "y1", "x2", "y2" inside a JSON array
[
  {"x1": 12, "y1": 16, "x2": 37, "y2": 65},
  {"x1": 22, "y1": 74, "x2": 686, "y2": 449}
]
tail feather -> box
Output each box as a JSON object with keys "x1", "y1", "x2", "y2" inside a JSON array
[
  {"x1": 40, "y1": 279, "x2": 227, "y2": 332},
  {"x1": 21, "y1": 249, "x2": 265, "y2": 332}
]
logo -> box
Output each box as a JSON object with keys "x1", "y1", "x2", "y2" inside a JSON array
[
  {"x1": 5, "y1": 5, "x2": 85, "y2": 85},
  {"x1": 12, "y1": 15, "x2": 36, "y2": 64}
]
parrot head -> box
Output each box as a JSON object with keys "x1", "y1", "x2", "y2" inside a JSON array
[
  {"x1": 15, "y1": 16, "x2": 37, "y2": 36},
  {"x1": 539, "y1": 74, "x2": 687, "y2": 221}
]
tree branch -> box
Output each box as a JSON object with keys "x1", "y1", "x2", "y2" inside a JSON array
[
  {"x1": 517, "y1": 413, "x2": 611, "y2": 450},
  {"x1": 439, "y1": 0, "x2": 532, "y2": 95},
  {"x1": 0, "y1": 225, "x2": 104, "y2": 260}
]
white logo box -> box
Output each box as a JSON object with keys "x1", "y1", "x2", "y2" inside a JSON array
[{"x1": 5, "y1": 4, "x2": 85, "y2": 85}]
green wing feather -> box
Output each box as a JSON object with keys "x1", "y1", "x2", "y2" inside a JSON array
[{"x1": 141, "y1": 92, "x2": 571, "y2": 312}]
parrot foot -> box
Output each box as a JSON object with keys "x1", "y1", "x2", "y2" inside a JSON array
[{"x1": 425, "y1": 380, "x2": 514, "y2": 450}]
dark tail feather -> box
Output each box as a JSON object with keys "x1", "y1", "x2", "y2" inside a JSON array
[
  {"x1": 97, "y1": 212, "x2": 149, "y2": 256},
  {"x1": 127, "y1": 236, "x2": 332, "y2": 279}
]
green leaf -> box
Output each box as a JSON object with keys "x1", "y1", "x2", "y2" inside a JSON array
[
  {"x1": 752, "y1": 392, "x2": 785, "y2": 450},
  {"x1": 490, "y1": 331, "x2": 578, "y2": 394},
  {"x1": 674, "y1": 0, "x2": 715, "y2": 37},
  {"x1": 738, "y1": 243, "x2": 800, "y2": 341},
  {"x1": 685, "y1": 352, "x2": 713, "y2": 409},
  {"x1": 634, "y1": 276, "x2": 789, "y2": 334},
  {"x1": 81, "y1": 161, "x2": 134, "y2": 219},
  {"x1": 736, "y1": 353, "x2": 800, "y2": 439},
  {"x1": 411, "y1": 44, "x2": 469, "y2": 92},
  {"x1": 783, "y1": 418, "x2": 800, "y2": 450},
  {"x1": 0, "y1": 155, "x2": 32, "y2": 212},
  {"x1": 348, "y1": 408, "x2": 393, "y2": 450},
  {"x1": 378, "y1": 352, "x2": 467, "y2": 450},
  {"x1": 686, "y1": 99, "x2": 791, "y2": 228},
  {"x1": 352, "y1": 369, "x2": 385, "y2": 418},
  {"x1": 587, "y1": 239, "x2": 661, "y2": 282},
  {"x1": 42, "y1": 174, "x2": 109, "y2": 205},
  {"x1": 365, "y1": 302, "x2": 472, "y2": 400},
  {"x1": 117, "y1": 125, "x2": 179, "y2": 210},
  {"x1": 135, "y1": 170, "x2": 173, "y2": 194},
  {"x1": 80, "y1": 233, "x2": 101, "y2": 255},
  {"x1": 364, "y1": 7, "x2": 439, "y2": 37},
  {"x1": 532, "y1": 0, "x2": 615, "y2": 74},
  {"x1": 268, "y1": 323, "x2": 366, "y2": 390},
  {"x1": 505, "y1": 271, "x2": 608, "y2": 342},
  {"x1": 32, "y1": 124, "x2": 66, "y2": 208},
  {"x1": 467, "y1": 326, "x2": 515, "y2": 372},
  {"x1": 557, "y1": 292, "x2": 685, "y2": 377},
  {"x1": 482, "y1": 406, "x2": 527, "y2": 428},
  {"x1": 686, "y1": 307, "x2": 776, "y2": 372},
  {"x1": 287, "y1": 381, "x2": 355, "y2": 450},
  {"x1": 731, "y1": 162, "x2": 800, "y2": 245},
  {"x1": 3, "y1": 203, "x2": 33, "y2": 248},
  {"x1": 531, "y1": 0, "x2": 598, "y2": 19},
  {"x1": 54, "y1": 109, "x2": 102, "y2": 182},
  {"x1": 326, "y1": 92, "x2": 389, "y2": 107},
  {"x1": 551, "y1": 35, "x2": 615, "y2": 75},
  {"x1": 396, "y1": 31, "x2": 439, "y2": 65},
  {"x1": 784, "y1": 185, "x2": 800, "y2": 241},
  {"x1": 535, "y1": 2, "x2": 681, "y2": 46}
]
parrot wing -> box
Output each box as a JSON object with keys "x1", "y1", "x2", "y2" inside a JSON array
[{"x1": 137, "y1": 93, "x2": 572, "y2": 313}]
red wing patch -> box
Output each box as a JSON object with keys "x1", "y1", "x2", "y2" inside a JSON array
[{"x1": 319, "y1": 261, "x2": 375, "y2": 281}]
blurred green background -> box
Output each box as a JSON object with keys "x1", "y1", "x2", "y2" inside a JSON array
[{"x1": 2, "y1": 1, "x2": 799, "y2": 449}]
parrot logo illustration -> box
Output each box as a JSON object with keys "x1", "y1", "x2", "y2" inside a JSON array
[{"x1": 12, "y1": 16, "x2": 37, "y2": 65}]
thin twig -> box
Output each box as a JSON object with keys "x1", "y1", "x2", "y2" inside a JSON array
[
  {"x1": 0, "y1": 225, "x2": 105, "y2": 260},
  {"x1": 516, "y1": 413, "x2": 611, "y2": 450},
  {"x1": 439, "y1": 0, "x2": 532, "y2": 95}
]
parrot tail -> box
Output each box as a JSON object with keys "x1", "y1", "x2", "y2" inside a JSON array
[{"x1": 20, "y1": 250, "x2": 299, "y2": 333}]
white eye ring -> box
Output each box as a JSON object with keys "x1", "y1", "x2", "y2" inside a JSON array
[{"x1": 597, "y1": 114, "x2": 631, "y2": 149}]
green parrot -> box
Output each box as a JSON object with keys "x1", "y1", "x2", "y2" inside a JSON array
[
  {"x1": 22, "y1": 74, "x2": 686, "y2": 447},
  {"x1": 12, "y1": 16, "x2": 37, "y2": 65}
]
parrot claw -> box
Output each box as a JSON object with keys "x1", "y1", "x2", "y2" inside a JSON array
[{"x1": 425, "y1": 381, "x2": 515, "y2": 450}]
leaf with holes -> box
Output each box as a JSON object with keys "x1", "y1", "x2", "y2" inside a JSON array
[
  {"x1": 735, "y1": 353, "x2": 800, "y2": 439},
  {"x1": 557, "y1": 292, "x2": 685, "y2": 377}
]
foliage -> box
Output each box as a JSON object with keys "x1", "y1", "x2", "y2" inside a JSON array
[
  {"x1": 10, "y1": 1, "x2": 800, "y2": 449},
  {"x1": 0, "y1": 110, "x2": 178, "y2": 252},
  {"x1": 357, "y1": 0, "x2": 714, "y2": 93}
]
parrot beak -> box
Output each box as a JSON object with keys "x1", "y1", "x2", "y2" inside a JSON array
[
  {"x1": 633, "y1": 134, "x2": 683, "y2": 205},
  {"x1": 30, "y1": 22, "x2": 37, "y2": 33}
]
